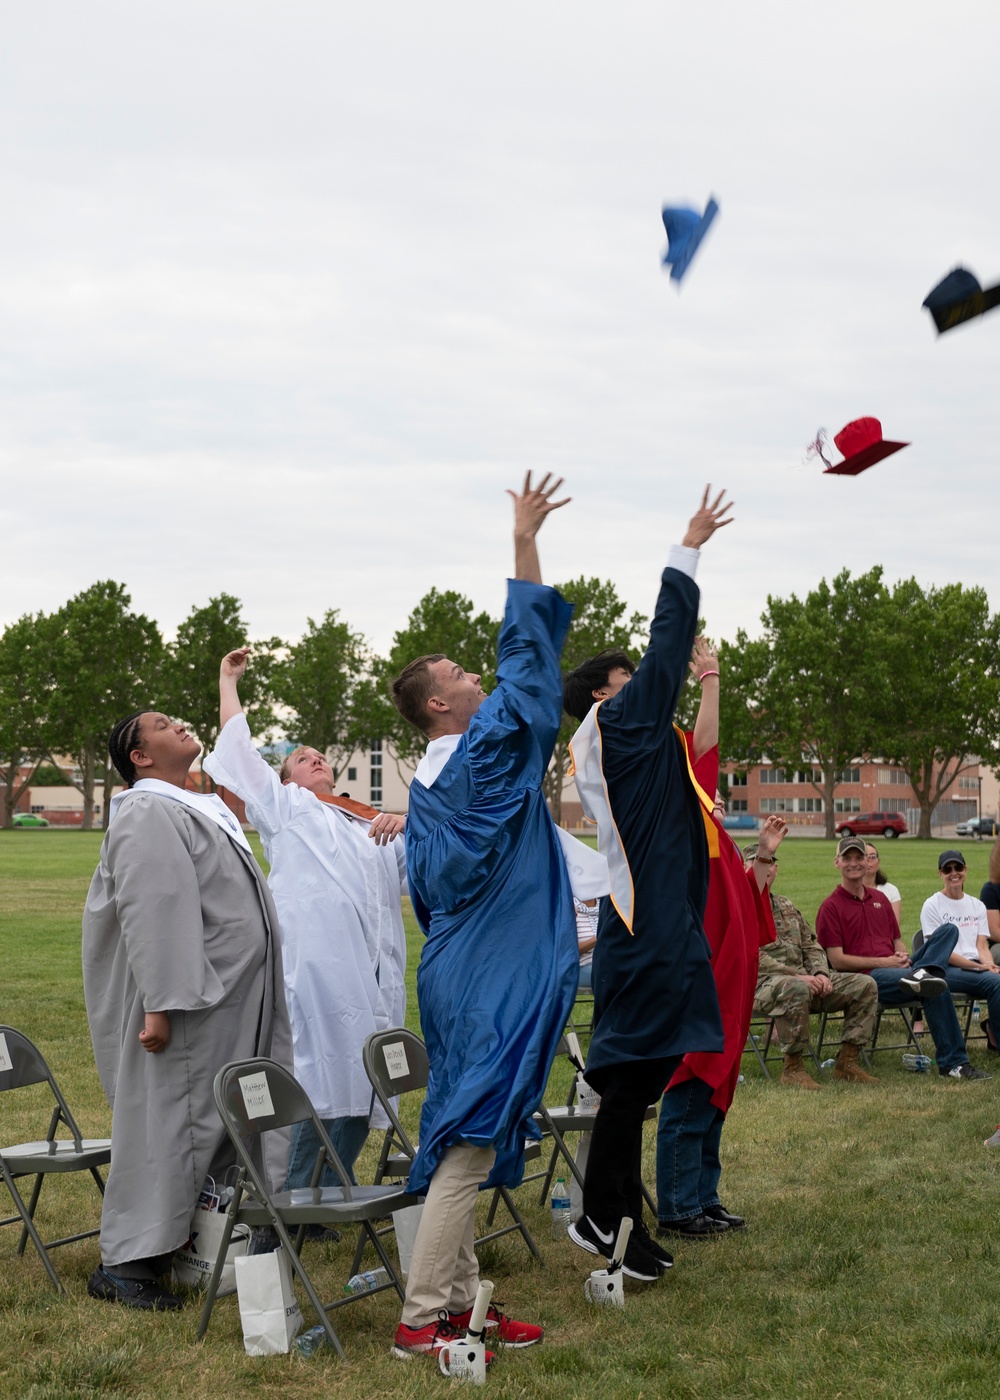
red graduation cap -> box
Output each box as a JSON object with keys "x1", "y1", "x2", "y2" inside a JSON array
[{"x1": 820, "y1": 417, "x2": 909, "y2": 476}]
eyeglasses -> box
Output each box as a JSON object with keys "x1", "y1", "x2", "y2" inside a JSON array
[
  {"x1": 865, "y1": 852, "x2": 879, "y2": 860},
  {"x1": 941, "y1": 864, "x2": 965, "y2": 875}
]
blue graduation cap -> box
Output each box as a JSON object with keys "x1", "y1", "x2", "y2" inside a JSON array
[
  {"x1": 922, "y1": 266, "x2": 1000, "y2": 334},
  {"x1": 661, "y1": 197, "x2": 719, "y2": 283}
]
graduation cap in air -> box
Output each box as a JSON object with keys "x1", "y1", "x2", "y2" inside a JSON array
[
  {"x1": 922, "y1": 266, "x2": 1000, "y2": 334},
  {"x1": 661, "y1": 197, "x2": 719, "y2": 282},
  {"x1": 807, "y1": 418, "x2": 910, "y2": 477}
]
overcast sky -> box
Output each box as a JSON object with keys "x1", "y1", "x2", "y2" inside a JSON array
[{"x1": 2, "y1": 2, "x2": 997, "y2": 662}]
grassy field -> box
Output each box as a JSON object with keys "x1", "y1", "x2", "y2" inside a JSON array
[{"x1": 2, "y1": 830, "x2": 1000, "y2": 1399}]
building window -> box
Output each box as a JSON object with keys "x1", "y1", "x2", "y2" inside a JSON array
[
  {"x1": 730, "y1": 799, "x2": 748, "y2": 812},
  {"x1": 878, "y1": 798, "x2": 909, "y2": 814},
  {"x1": 369, "y1": 740, "x2": 383, "y2": 809},
  {"x1": 30, "y1": 804, "x2": 45, "y2": 814},
  {"x1": 759, "y1": 768, "x2": 786, "y2": 785},
  {"x1": 347, "y1": 767, "x2": 357, "y2": 782},
  {"x1": 760, "y1": 797, "x2": 793, "y2": 812},
  {"x1": 834, "y1": 797, "x2": 862, "y2": 813},
  {"x1": 877, "y1": 767, "x2": 909, "y2": 786},
  {"x1": 958, "y1": 776, "x2": 979, "y2": 790},
  {"x1": 729, "y1": 772, "x2": 747, "y2": 788},
  {"x1": 834, "y1": 768, "x2": 861, "y2": 784},
  {"x1": 797, "y1": 797, "x2": 823, "y2": 813}
]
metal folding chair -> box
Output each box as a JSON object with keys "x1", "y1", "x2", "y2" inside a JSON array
[
  {"x1": 196, "y1": 1057, "x2": 418, "y2": 1358},
  {"x1": 361, "y1": 1028, "x2": 542, "y2": 1263},
  {"x1": 0, "y1": 1025, "x2": 111, "y2": 1293}
]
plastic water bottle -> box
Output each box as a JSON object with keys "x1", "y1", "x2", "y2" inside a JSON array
[
  {"x1": 551, "y1": 1177, "x2": 571, "y2": 1238},
  {"x1": 292, "y1": 1324, "x2": 329, "y2": 1358},
  {"x1": 902, "y1": 1053, "x2": 933, "y2": 1073},
  {"x1": 820, "y1": 1059, "x2": 836, "y2": 1069},
  {"x1": 343, "y1": 1267, "x2": 388, "y2": 1294}
]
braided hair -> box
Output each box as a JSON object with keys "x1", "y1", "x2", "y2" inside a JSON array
[{"x1": 107, "y1": 710, "x2": 150, "y2": 788}]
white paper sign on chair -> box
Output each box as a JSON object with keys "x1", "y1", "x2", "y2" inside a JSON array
[
  {"x1": 383, "y1": 1042, "x2": 409, "y2": 1080},
  {"x1": 0, "y1": 1033, "x2": 11, "y2": 1073},
  {"x1": 239, "y1": 1072, "x2": 275, "y2": 1120}
]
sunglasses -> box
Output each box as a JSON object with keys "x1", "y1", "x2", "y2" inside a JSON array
[{"x1": 941, "y1": 863, "x2": 966, "y2": 875}]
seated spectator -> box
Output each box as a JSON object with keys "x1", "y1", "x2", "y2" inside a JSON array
[
  {"x1": 575, "y1": 896, "x2": 599, "y2": 990},
  {"x1": 816, "y1": 835, "x2": 989, "y2": 1081},
  {"x1": 922, "y1": 849, "x2": 1000, "y2": 1055},
  {"x1": 749, "y1": 845, "x2": 878, "y2": 1090},
  {"x1": 863, "y1": 842, "x2": 902, "y2": 927},
  {"x1": 978, "y1": 834, "x2": 1000, "y2": 962}
]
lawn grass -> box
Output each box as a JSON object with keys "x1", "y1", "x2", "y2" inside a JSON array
[{"x1": 2, "y1": 829, "x2": 1000, "y2": 1399}]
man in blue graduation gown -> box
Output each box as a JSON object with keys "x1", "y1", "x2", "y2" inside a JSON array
[
  {"x1": 564, "y1": 488, "x2": 733, "y2": 1280},
  {"x1": 388, "y1": 473, "x2": 578, "y2": 1362}
]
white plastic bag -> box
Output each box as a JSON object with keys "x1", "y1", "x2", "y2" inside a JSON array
[{"x1": 234, "y1": 1246, "x2": 304, "y2": 1355}]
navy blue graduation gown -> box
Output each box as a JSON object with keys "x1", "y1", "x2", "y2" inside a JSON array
[
  {"x1": 586, "y1": 566, "x2": 724, "y2": 1073},
  {"x1": 405, "y1": 580, "x2": 579, "y2": 1193}
]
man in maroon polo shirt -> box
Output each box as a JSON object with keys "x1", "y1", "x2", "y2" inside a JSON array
[{"x1": 816, "y1": 835, "x2": 989, "y2": 1081}]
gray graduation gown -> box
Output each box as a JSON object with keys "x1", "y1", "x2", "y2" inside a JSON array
[{"x1": 82, "y1": 790, "x2": 292, "y2": 1265}]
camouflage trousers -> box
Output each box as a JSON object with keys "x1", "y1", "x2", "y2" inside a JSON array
[{"x1": 753, "y1": 973, "x2": 878, "y2": 1057}]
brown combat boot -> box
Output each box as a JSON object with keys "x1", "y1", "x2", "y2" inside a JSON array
[
  {"x1": 832, "y1": 1042, "x2": 878, "y2": 1084},
  {"x1": 780, "y1": 1053, "x2": 821, "y2": 1091}
]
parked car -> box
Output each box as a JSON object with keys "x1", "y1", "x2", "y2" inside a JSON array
[
  {"x1": 955, "y1": 816, "x2": 1000, "y2": 839},
  {"x1": 12, "y1": 813, "x2": 50, "y2": 828},
  {"x1": 834, "y1": 811, "x2": 907, "y2": 839}
]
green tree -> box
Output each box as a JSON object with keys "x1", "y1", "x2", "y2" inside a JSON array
[
  {"x1": 547, "y1": 577, "x2": 647, "y2": 825},
  {"x1": 273, "y1": 609, "x2": 372, "y2": 781},
  {"x1": 0, "y1": 613, "x2": 53, "y2": 827},
  {"x1": 734, "y1": 568, "x2": 891, "y2": 839},
  {"x1": 161, "y1": 594, "x2": 282, "y2": 786},
  {"x1": 44, "y1": 582, "x2": 163, "y2": 829},
  {"x1": 373, "y1": 588, "x2": 500, "y2": 773},
  {"x1": 876, "y1": 579, "x2": 1000, "y2": 838}
]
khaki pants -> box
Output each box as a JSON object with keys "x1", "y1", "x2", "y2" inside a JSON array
[{"x1": 400, "y1": 1142, "x2": 495, "y2": 1328}]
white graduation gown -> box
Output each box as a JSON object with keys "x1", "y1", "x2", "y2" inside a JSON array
[{"x1": 203, "y1": 715, "x2": 407, "y2": 1120}]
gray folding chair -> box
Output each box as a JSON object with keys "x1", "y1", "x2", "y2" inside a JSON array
[
  {"x1": 362, "y1": 1028, "x2": 542, "y2": 1262},
  {"x1": 531, "y1": 1033, "x2": 657, "y2": 1215},
  {"x1": 196, "y1": 1057, "x2": 418, "y2": 1358},
  {"x1": 0, "y1": 1025, "x2": 111, "y2": 1293}
]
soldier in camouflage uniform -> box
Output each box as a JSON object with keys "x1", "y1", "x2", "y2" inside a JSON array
[{"x1": 744, "y1": 844, "x2": 878, "y2": 1090}]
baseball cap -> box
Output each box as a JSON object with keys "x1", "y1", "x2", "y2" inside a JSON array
[
  {"x1": 837, "y1": 835, "x2": 867, "y2": 857},
  {"x1": 938, "y1": 849, "x2": 966, "y2": 871}
]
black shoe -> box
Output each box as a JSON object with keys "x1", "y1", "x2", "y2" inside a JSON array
[
  {"x1": 632, "y1": 1220, "x2": 673, "y2": 1271},
  {"x1": 87, "y1": 1267, "x2": 183, "y2": 1311},
  {"x1": 900, "y1": 969, "x2": 947, "y2": 999},
  {"x1": 619, "y1": 1237, "x2": 663, "y2": 1282},
  {"x1": 657, "y1": 1212, "x2": 730, "y2": 1239},
  {"x1": 568, "y1": 1214, "x2": 618, "y2": 1259},
  {"x1": 303, "y1": 1225, "x2": 342, "y2": 1243},
  {"x1": 981, "y1": 1019, "x2": 999, "y2": 1054},
  {"x1": 704, "y1": 1203, "x2": 746, "y2": 1229},
  {"x1": 939, "y1": 1063, "x2": 992, "y2": 1080}
]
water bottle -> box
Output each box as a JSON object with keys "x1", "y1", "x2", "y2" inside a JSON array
[
  {"x1": 973, "y1": 1003, "x2": 981, "y2": 1021},
  {"x1": 902, "y1": 1053, "x2": 933, "y2": 1073},
  {"x1": 343, "y1": 1267, "x2": 389, "y2": 1294},
  {"x1": 292, "y1": 1324, "x2": 329, "y2": 1358},
  {"x1": 551, "y1": 1177, "x2": 571, "y2": 1238},
  {"x1": 820, "y1": 1059, "x2": 836, "y2": 1069}
]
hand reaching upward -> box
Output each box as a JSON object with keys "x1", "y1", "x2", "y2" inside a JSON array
[
  {"x1": 682, "y1": 487, "x2": 733, "y2": 549},
  {"x1": 507, "y1": 471, "x2": 571, "y2": 584}
]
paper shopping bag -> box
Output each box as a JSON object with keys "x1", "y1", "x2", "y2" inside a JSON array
[{"x1": 234, "y1": 1246, "x2": 304, "y2": 1355}]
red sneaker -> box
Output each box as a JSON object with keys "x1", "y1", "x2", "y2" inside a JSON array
[
  {"x1": 393, "y1": 1311, "x2": 496, "y2": 1364},
  {"x1": 450, "y1": 1300, "x2": 543, "y2": 1348}
]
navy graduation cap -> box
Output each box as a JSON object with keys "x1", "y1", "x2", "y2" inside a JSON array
[
  {"x1": 922, "y1": 266, "x2": 1000, "y2": 334},
  {"x1": 661, "y1": 197, "x2": 719, "y2": 283}
]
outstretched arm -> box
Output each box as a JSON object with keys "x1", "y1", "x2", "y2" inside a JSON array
[
  {"x1": 220, "y1": 648, "x2": 250, "y2": 729},
  {"x1": 690, "y1": 636, "x2": 719, "y2": 761},
  {"x1": 506, "y1": 471, "x2": 570, "y2": 584},
  {"x1": 681, "y1": 486, "x2": 733, "y2": 550}
]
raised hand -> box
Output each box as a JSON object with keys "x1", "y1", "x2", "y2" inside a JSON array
[
  {"x1": 221, "y1": 648, "x2": 251, "y2": 683},
  {"x1": 689, "y1": 635, "x2": 719, "y2": 680},
  {"x1": 757, "y1": 814, "x2": 788, "y2": 857},
  {"x1": 682, "y1": 487, "x2": 734, "y2": 549},
  {"x1": 507, "y1": 471, "x2": 571, "y2": 539}
]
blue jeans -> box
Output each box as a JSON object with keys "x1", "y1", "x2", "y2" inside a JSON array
[
  {"x1": 578, "y1": 963, "x2": 593, "y2": 990},
  {"x1": 868, "y1": 922, "x2": 967, "y2": 1071},
  {"x1": 944, "y1": 966, "x2": 1000, "y2": 1033},
  {"x1": 656, "y1": 1076, "x2": 725, "y2": 1223},
  {"x1": 284, "y1": 1114, "x2": 370, "y2": 1191}
]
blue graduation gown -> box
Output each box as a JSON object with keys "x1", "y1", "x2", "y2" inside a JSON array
[
  {"x1": 586, "y1": 566, "x2": 724, "y2": 1073},
  {"x1": 405, "y1": 579, "x2": 579, "y2": 1193}
]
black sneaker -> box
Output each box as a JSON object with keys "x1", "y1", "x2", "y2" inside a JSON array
[
  {"x1": 940, "y1": 1063, "x2": 991, "y2": 1080},
  {"x1": 619, "y1": 1237, "x2": 663, "y2": 1282},
  {"x1": 632, "y1": 1220, "x2": 673, "y2": 1270},
  {"x1": 657, "y1": 1212, "x2": 729, "y2": 1239},
  {"x1": 568, "y1": 1214, "x2": 618, "y2": 1258},
  {"x1": 900, "y1": 969, "x2": 947, "y2": 999},
  {"x1": 87, "y1": 1267, "x2": 183, "y2": 1311}
]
